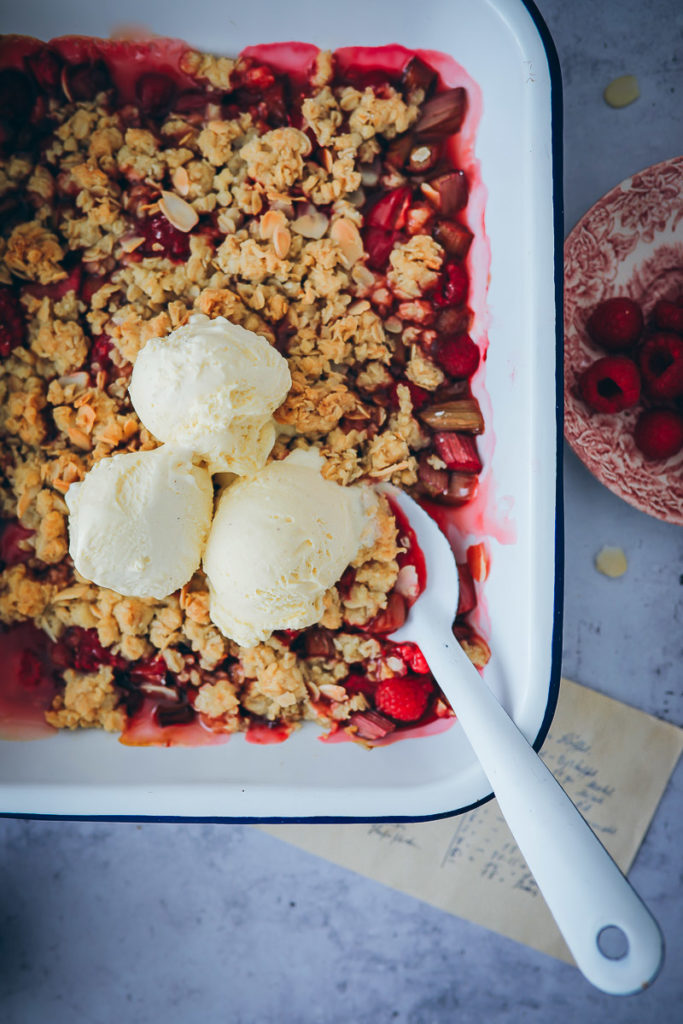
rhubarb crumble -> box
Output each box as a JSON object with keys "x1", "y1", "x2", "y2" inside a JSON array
[{"x1": 0, "y1": 36, "x2": 490, "y2": 747}]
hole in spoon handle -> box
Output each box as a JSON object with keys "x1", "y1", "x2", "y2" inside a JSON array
[{"x1": 597, "y1": 925, "x2": 629, "y2": 960}]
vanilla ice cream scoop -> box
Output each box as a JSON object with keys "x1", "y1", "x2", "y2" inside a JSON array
[
  {"x1": 128, "y1": 313, "x2": 291, "y2": 474},
  {"x1": 66, "y1": 445, "x2": 213, "y2": 599},
  {"x1": 203, "y1": 450, "x2": 380, "y2": 647}
]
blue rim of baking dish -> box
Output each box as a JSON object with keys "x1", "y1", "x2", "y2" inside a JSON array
[{"x1": 1, "y1": 0, "x2": 564, "y2": 825}]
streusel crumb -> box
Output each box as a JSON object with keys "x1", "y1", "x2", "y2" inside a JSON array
[
  {"x1": 46, "y1": 665, "x2": 127, "y2": 731},
  {"x1": 0, "y1": 41, "x2": 485, "y2": 744},
  {"x1": 5, "y1": 222, "x2": 67, "y2": 285}
]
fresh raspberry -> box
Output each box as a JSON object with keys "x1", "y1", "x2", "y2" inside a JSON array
[
  {"x1": 432, "y1": 261, "x2": 468, "y2": 308},
  {"x1": 586, "y1": 297, "x2": 644, "y2": 351},
  {"x1": 431, "y1": 333, "x2": 480, "y2": 378},
  {"x1": 579, "y1": 356, "x2": 641, "y2": 413},
  {"x1": 374, "y1": 675, "x2": 434, "y2": 722},
  {"x1": 0, "y1": 287, "x2": 26, "y2": 356},
  {"x1": 633, "y1": 409, "x2": 683, "y2": 460},
  {"x1": 638, "y1": 332, "x2": 683, "y2": 400},
  {"x1": 653, "y1": 300, "x2": 683, "y2": 334}
]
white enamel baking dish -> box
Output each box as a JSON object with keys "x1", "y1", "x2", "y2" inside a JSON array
[{"x1": 0, "y1": 0, "x2": 563, "y2": 821}]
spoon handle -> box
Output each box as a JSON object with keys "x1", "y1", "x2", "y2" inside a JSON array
[{"x1": 418, "y1": 626, "x2": 664, "y2": 996}]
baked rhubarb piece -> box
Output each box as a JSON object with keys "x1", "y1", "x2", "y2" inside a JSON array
[{"x1": 0, "y1": 36, "x2": 490, "y2": 746}]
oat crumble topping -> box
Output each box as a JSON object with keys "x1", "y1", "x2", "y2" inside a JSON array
[{"x1": 0, "y1": 40, "x2": 488, "y2": 744}]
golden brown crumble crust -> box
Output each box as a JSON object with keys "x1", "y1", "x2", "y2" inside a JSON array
[{"x1": 0, "y1": 46, "x2": 481, "y2": 739}]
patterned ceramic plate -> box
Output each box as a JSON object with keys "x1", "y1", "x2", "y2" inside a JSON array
[{"x1": 564, "y1": 156, "x2": 683, "y2": 525}]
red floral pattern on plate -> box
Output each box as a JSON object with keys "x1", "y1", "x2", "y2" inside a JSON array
[{"x1": 564, "y1": 156, "x2": 683, "y2": 525}]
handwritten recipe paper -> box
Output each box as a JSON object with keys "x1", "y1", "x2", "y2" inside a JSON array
[{"x1": 259, "y1": 679, "x2": 683, "y2": 962}]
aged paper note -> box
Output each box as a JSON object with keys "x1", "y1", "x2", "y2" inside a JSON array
[{"x1": 258, "y1": 679, "x2": 683, "y2": 962}]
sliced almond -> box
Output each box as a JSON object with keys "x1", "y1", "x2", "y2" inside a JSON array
[
  {"x1": 60, "y1": 66, "x2": 74, "y2": 103},
  {"x1": 158, "y1": 190, "x2": 198, "y2": 233},
  {"x1": 75, "y1": 404, "x2": 96, "y2": 434},
  {"x1": 138, "y1": 682, "x2": 179, "y2": 702},
  {"x1": 321, "y1": 148, "x2": 334, "y2": 173},
  {"x1": 352, "y1": 264, "x2": 376, "y2": 289},
  {"x1": 16, "y1": 490, "x2": 32, "y2": 519},
  {"x1": 347, "y1": 299, "x2": 371, "y2": 316},
  {"x1": 119, "y1": 235, "x2": 145, "y2": 254},
  {"x1": 360, "y1": 163, "x2": 380, "y2": 187},
  {"x1": 291, "y1": 210, "x2": 329, "y2": 239},
  {"x1": 259, "y1": 208, "x2": 287, "y2": 240},
  {"x1": 346, "y1": 187, "x2": 366, "y2": 208},
  {"x1": 50, "y1": 584, "x2": 92, "y2": 603},
  {"x1": 408, "y1": 144, "x2": 437, "y2": 172},
  {"x1": 372, "y1": 286, "x2": 392, "y2": 306},
  {"x1": 67, "y1": 426, "x2": 92, "y2": 451},
  {"x1": 99, "y1": 423, "x2": 124, "y2": 446},
  {"x1": 603, "y1": 75, "x2": 639, "y2": 109},
  {"x1": 419, "y1": 181, "x2": 440, "y2": 207},
  {"x1": 595, "y1": 546, "x2": 628, "y2": 578},
  {"x1": 270, "y1": 199, "x2": 295, "y2": 218},
  {"x1": 330, "y1": 217, "x2": 364, "y2": 268},
  {"x1": 62, "y1": 462, "x2": 82, "y2": 483},
  {"x1": 272, "y1": 224, "x2": 291, "y2": 259},
  {"x1": 319, "y1": 683, "x2": 348, "y2": 702},
  {"x1": 172, "y1": 166, "x2": 190, "y2": 197},
  {"x1": 384, "y1": 315, "x2": 403, "y2": 334},
  {"x1": 60, "y1": 372, "x2": 90, "y2": 390}
]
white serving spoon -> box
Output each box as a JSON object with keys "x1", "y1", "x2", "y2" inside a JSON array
[{"x1": 380, "y1": 484, "x2": 663, "y2": 996}]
